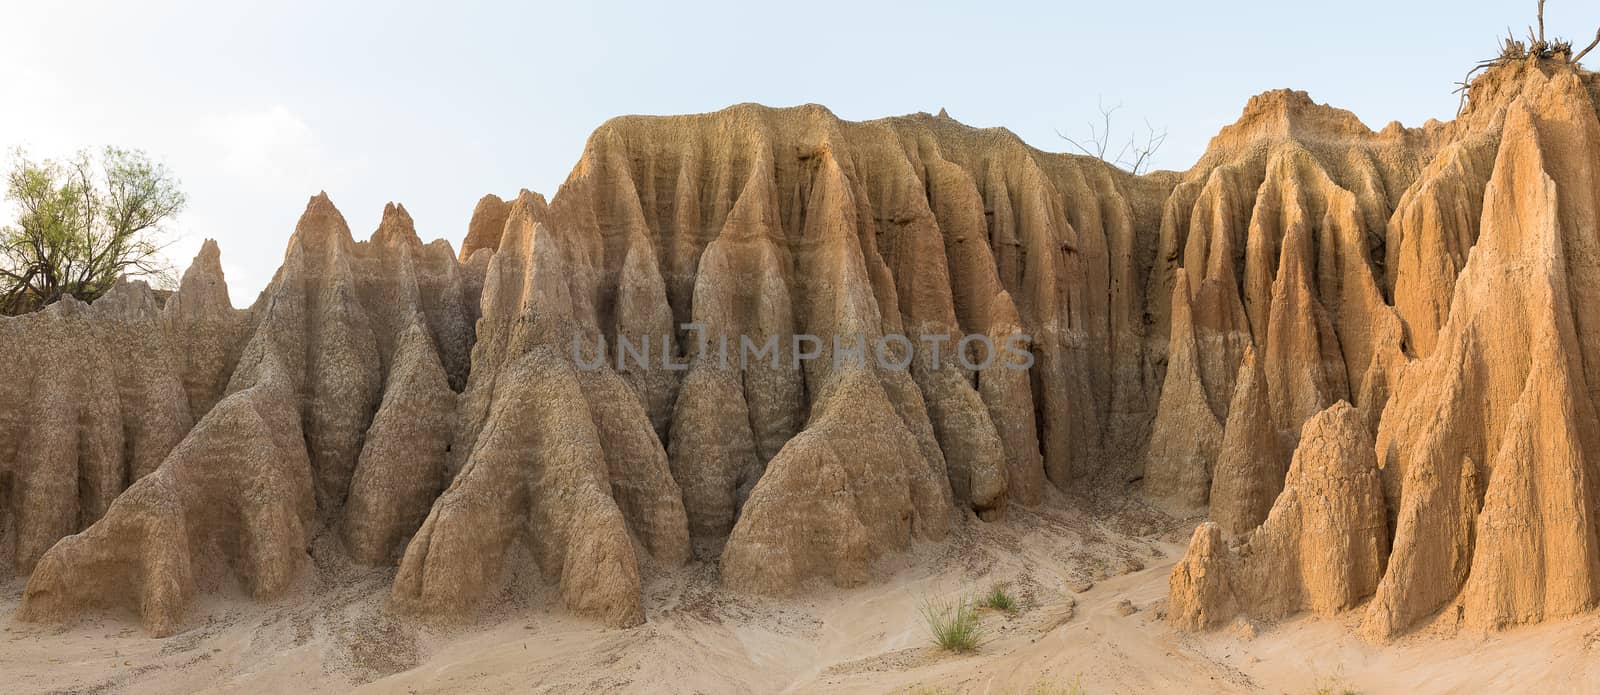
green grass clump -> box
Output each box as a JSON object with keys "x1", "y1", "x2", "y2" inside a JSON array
[
  {"x1": 1022, "y1": 677, "x2": 1086, "y2": 695},
  {"x1": 904, "y1": 675, "x2": 1088, "y2": 695},
  {"x1": 980, "y1": 583, "x2": 1019, "y2": 613},
  {"x1": 1306, "y1": 674, "x2": 1360, "y2": 695},
  {"x1": 918, "y1": 595, "x2": 985, "y2": 652}
]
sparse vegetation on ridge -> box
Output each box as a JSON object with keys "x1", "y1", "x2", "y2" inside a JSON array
[{"x1": 1454, "y1": 0, "x2": 1600, "y2": 114}]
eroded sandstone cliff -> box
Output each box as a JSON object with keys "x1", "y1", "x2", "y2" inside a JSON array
[
  {"x1": 4, "y1": 57, "x2": 1598, "y2": 641},
  {"x1": 1168, "y1": 59, "x2": 1600, "y2": 640}
]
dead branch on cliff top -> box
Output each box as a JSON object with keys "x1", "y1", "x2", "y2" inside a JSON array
[{"x1": 1454, "y1": 2, "x2": 1600, "y2": 116}]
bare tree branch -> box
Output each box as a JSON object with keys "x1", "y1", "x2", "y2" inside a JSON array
[
  {"x1": 1057, "y1": 98, "x2": 1165, "y2": 175},
  {"x1": 1126, "y1": 120, "x2": 1168, "y2": 176},
  {"x1": 1577, "y1": 27, "x2": 1600, "y2": 64}
]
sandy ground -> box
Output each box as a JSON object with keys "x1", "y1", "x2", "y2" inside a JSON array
[{"x1": 5, "y1": 492, "x2": 1600, "y2": 695}]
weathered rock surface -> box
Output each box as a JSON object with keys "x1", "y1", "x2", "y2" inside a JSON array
[
  {"x1": 7, "y1": 59, "x2": 1600, "y2": 643},
  {"x1": 1363, "y1": 64, "x2": 1600, "y2": 638},
  {"x1": 459, "y1": 193, "x2": 512, "y2": 261},
  {"x1": 1207, "y1": 346, "x2": 1284, "y2": 535},
  {"x1": 17, "y1": 195, "x2": 484, "y2": 634},
  {"x1": 0, "y1": 282, "x2": 191, "y2": 580},
  {"x1": 1169, "y1": 402, "x2": 1388, "y2": 629},
  {"x1": 1173, "y1": 60, "x2": 1600, "y2": 639},
  {"x1": 390, "y1": 191, "x2": 689, "y2": 627}
]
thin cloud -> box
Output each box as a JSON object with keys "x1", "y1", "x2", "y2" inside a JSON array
[{"x1": 200, "y1": 105, "x2": 362, "y2": 190}]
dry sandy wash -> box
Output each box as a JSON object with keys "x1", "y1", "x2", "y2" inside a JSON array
[{"x1": 4, "y1": 57, "x2": 1600, "y2": 693}]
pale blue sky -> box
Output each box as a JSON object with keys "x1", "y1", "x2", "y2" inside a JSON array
[{"x1": 4, "y1": 0, "x2": 1596, "y2": 305}]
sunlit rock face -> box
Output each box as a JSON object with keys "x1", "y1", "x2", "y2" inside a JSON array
[{"x1": 1170, "y1": 61, "x2": 1600, "y2": 639}]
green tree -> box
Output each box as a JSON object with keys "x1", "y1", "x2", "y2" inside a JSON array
[{"x1": 1, "y1": 147, "x2": 186, "y2": 314}]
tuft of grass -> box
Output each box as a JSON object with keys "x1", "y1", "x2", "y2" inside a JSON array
[
  {"x1": 918, "y1": 594, "x2": 985, "y2": 652},
  {"x1": 906, "y1": 675, "x2": 1088, "y2": 695},
  {"x1": 1305, "y1": 674, "x2": 1360, "y2": 695},
  {"x1": 980, "y1": 583, "x2": 1019, "y2": 613},
  {"x1": 1022, "y1": 677, "x2": 1087, "y2": 695}
]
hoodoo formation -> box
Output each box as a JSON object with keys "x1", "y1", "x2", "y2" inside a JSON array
[{"x1": 4, "y1": 57, "x2": 1600, "y2": 645}]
